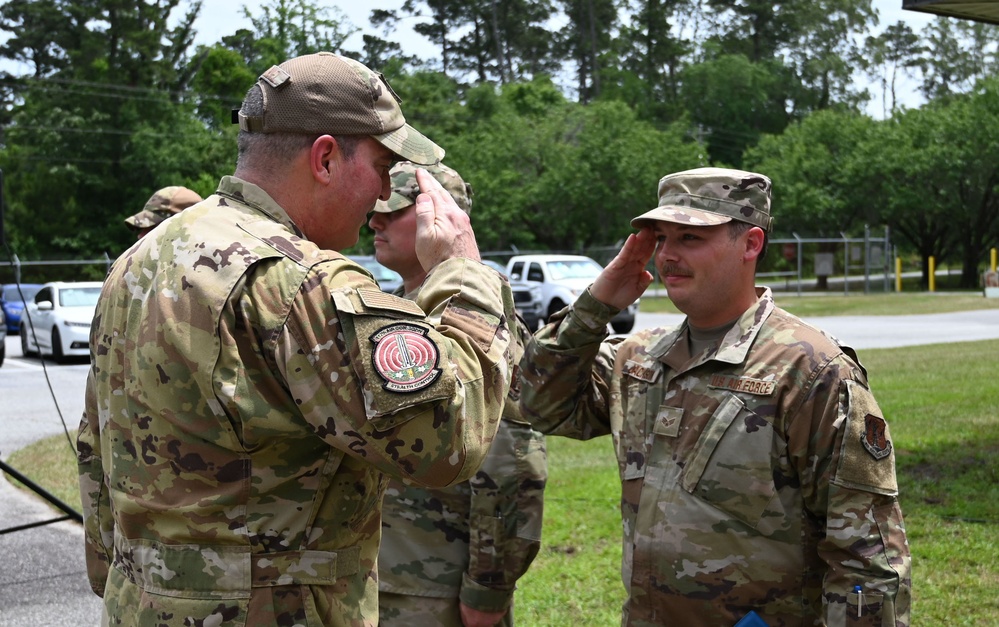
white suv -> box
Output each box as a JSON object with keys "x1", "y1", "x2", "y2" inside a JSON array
[{"x1": 506, "y1": 254, "x2": 638, "y2": 333}]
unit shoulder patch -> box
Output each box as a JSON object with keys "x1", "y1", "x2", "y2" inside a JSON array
[
  {"x1": 371, "y1": 323, "x2": 442, "y2": 393},
  {"x1": 861, "y1": 413, "x2": 893, "y2": 460}
]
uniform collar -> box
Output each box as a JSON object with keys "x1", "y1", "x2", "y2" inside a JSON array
[
  {"x1": 656, "y1": 287, "x2": 774, "y2": 369},
  {"x1": 216, "y1": 176, "x2": 304, "y2": 238}
]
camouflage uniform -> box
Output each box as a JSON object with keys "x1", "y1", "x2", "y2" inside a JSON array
[
  {"x1": 77, "y1": 175, "x2": 514, "y2": 626},
  {"x1": 379, "y1": 303, "x2": 546, "y2": 626},
  {"x1": 520, "y1": 168, "x2": 911, "y2": 627},
  {"x1": 123, "y1": 186, "x2": 202, "y2": 233},
  {"x1": 374, "y1": 162, "x2": 547, "y2": 625}
]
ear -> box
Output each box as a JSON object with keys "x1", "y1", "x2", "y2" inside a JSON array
[
  {"x1": 309, "y1": 135, "x2": 342, "y2": 184},
  {"x1": 743, "y1": 226, "x2": 765, "y2": 263}
]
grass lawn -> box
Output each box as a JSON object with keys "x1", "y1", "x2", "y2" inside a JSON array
[
  {"x1": 6, "y1": 297, "x2": 999, "y2": 625},
  {"x1": 641, "y1": 290, "x2": 999, "y2": 316}
]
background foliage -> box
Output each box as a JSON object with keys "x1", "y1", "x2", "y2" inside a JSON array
[{"x1": 1, "y1": 0, "x2": 998, "y2": 287}]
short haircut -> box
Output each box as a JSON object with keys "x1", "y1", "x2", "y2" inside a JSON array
[{"x1": 728, "y1": 220, "x2": 769, "y2": 264}]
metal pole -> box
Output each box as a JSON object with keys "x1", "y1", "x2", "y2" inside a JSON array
[
  {"x1": 885, "y1": 226, "x2": 892, "y2": 293},
  {"x1": 841, "y1": 232, "x2": 849, "y2": 296},
  {"x1": 863, "y1": 225, "x2": 871, "y2": 295},
  {"x1": 793, "y1": 233, "x2": 803, "y2": 296}
]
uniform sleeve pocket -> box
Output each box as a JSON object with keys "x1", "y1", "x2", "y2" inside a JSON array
[{"x1": 680, "y1": 393, "x2": 784, "y2": 529}]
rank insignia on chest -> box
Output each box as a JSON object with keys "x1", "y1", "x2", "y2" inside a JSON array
[
  {"x1": 371, "y1": 323, "x2": 442, "y2": 393},
  {"x1": 861, "y1": 413, "x2": 893, "y2": 460},
  {"x1": 653, "y1": 406, "x2": 683, "y2": 437}
]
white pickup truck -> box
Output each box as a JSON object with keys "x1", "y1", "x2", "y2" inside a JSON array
[{"x1": 506, "y1": 254, "x2": 639, "y2": 333}]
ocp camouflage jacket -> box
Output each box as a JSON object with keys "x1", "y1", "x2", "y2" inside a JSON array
[
  {"x1": 520, "y1": 287, "x2": 911, "y2": 627},
  {"x1": 77, "y1": 176, "x2": 514, "y2": 626}
]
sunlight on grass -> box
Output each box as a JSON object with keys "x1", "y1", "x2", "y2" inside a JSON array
[
  {"x1": 640, "y1": 291, "x2": 999, "y2": 316},
  {"x1": 7, "y1": 429, "x2": 80, "y2": 508}
]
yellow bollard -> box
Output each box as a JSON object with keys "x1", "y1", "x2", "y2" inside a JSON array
[
  {"x1": 896, "y1": 257, "x2": 902, "y2": 292},
  {"x1": 992, "y1": 248, "x2": 997, "y2": 273},
  {"x1": 929, "y1": 256, "x2": 936, "y2": 292}
]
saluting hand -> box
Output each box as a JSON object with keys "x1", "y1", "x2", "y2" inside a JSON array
[
  {"x1": 590, "y1": 228, "x2": 657, "y2": 310},
  {"x1": 413, "y1": 168, "x2": 481, "y2": 271}
]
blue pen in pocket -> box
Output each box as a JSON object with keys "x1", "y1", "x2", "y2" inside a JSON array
[{"x1": 734, "y1": 610, "x2": 770, "y2": 627}]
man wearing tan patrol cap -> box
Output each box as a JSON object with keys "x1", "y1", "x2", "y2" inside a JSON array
[
  {"x1": 519, "y1": 167, "x2": 911, "y2": 626},
  {"x1": 370, "y1": 162, "x2": 547, "y2": 627},
  {"x1": 79, "y1": 53, "x2": 516, "y2": 627},
  {"x1": 123, "y1": 186, "x2": 202, "y2": 239}
]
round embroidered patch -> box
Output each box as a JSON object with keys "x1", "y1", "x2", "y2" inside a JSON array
[{"x1": 371, "y1": 323, "x2": 442, "y2": 393}]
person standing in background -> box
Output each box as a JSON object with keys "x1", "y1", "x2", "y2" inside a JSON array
[
  {"x1": 123, "y1": 186, "x2": 202, "y2": 239},
  {"x1": 370, "y1": 162, "x2": 547, "y2": 627}
]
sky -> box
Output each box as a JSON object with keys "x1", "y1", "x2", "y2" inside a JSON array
[
  {"x1": 193, "y1": 0, "x2": 937, "y2": 119},
  {"x1": 193, "y1": 1, "x2": 935, "y2": 53}
]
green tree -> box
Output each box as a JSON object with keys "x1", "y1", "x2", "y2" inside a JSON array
[
  {"x1": 371, "y1": 0, "x2": 467, "y2": 77},
  {"x1": 609, "y1": 0, "x2": 696, "y2": 121},
  {"x1": 0, "y1": 0, "x2": 70, "y2": 77},
  {"x1": 744, "y1": 108, "x2": 877, "y2": 290},
  {"x1": 863, "y1": 21, "x2": 924, "y2": 118},
  {"x1": 704, "y1": 0, "x2": 790, "y2": 62},
  {"x1": 784, "y1": 0, "x2": 875, "y2": 112},
  {"x1": 557, "y1": 0, "x2": 618, "y2": 102},
  {"x1": 236, "y1": 0, "x2": 357, "y2": 75},
  {"x1": 917, "y1": 17, "x2": 999, "y2": 102},
  {"x1": 188, "y1": 45, "x2": 256, "y2": 129},
  {"x1": 705, "y1": 0, "x2": 876, "y2": 100},
  {"x1": 458, "y1": 0, "x2": 560, "y2": 84},
  {"x1": 443, "y1": 79, "x2": 705, "y2": 251},
  {"x1": 744, "y1": 108, "x2": 877, "y2": 237},
  {"x1": 679, "y1": 53, "x2": 790, "y2": 167},
  {"x1": 0, "y1": 0, "x2": 222, "y2": 261},
  {"x1": 370, "y1": 0, "x2": 558, "y2": 84},
  {"x1": 850, "y1": 86, "x2": 999, "y2": 288}
]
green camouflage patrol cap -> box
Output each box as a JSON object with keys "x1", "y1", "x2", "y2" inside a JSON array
[
  {"x1": 372, "y1": 161, "x2": 472, "y2": 214},
  {"x1": 236, "y1": 52, "x2": 445, "y2": 166},
  {"x1": 124, "y1": 186, "x2": 202, "y2": 231},
  {"x1": 631, "y1": 167, "x2": 773, "y2": 232}
]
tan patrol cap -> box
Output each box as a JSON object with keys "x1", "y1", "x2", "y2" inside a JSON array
[
  {"x1": 235, "y1": 52, "x2": 445, "y2": 166},
  {"x1": 372, "y1": 162, "x2": 472, "y2": 214},
  {"x1": 124, "y1": 186, "x2": 202, "y2": 231},
  {"x1": 631, "y1": 167, "x2": 773, "y2": 232}
]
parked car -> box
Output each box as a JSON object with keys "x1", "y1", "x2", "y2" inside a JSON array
[
  {"x1": 349, "y1": 255, "x2": 404, "y2": 294},
  {"x1": 20, "y1": 281, "x2": 103, "y2": 363},
  {"x1": 1, "y1": 283, "x2": 43, "y2": 334},
  {"x1": 481, "y1": 259, "x2": 544, "y2": 331},
  {"x1": 0, "y1": 308, "x2": 6, "y2": 366},
  {"x1": 506, "y1": 254, "x2": 639, "y2": 333}
]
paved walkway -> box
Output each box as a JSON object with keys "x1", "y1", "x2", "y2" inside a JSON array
[{"x1": 633, "y1": 308, "x2": 999, "y2": 349}]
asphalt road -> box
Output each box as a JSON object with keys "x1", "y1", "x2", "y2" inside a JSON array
[
  {"x1": 0, "y1": 342, "x2": 99, "y2": 625},
  {"x1": 633, "y1": 308, "x2": 999, "y2": 349},
  {"x1": 2, "y1": 305, "x2": 999, "y2": 625}
]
